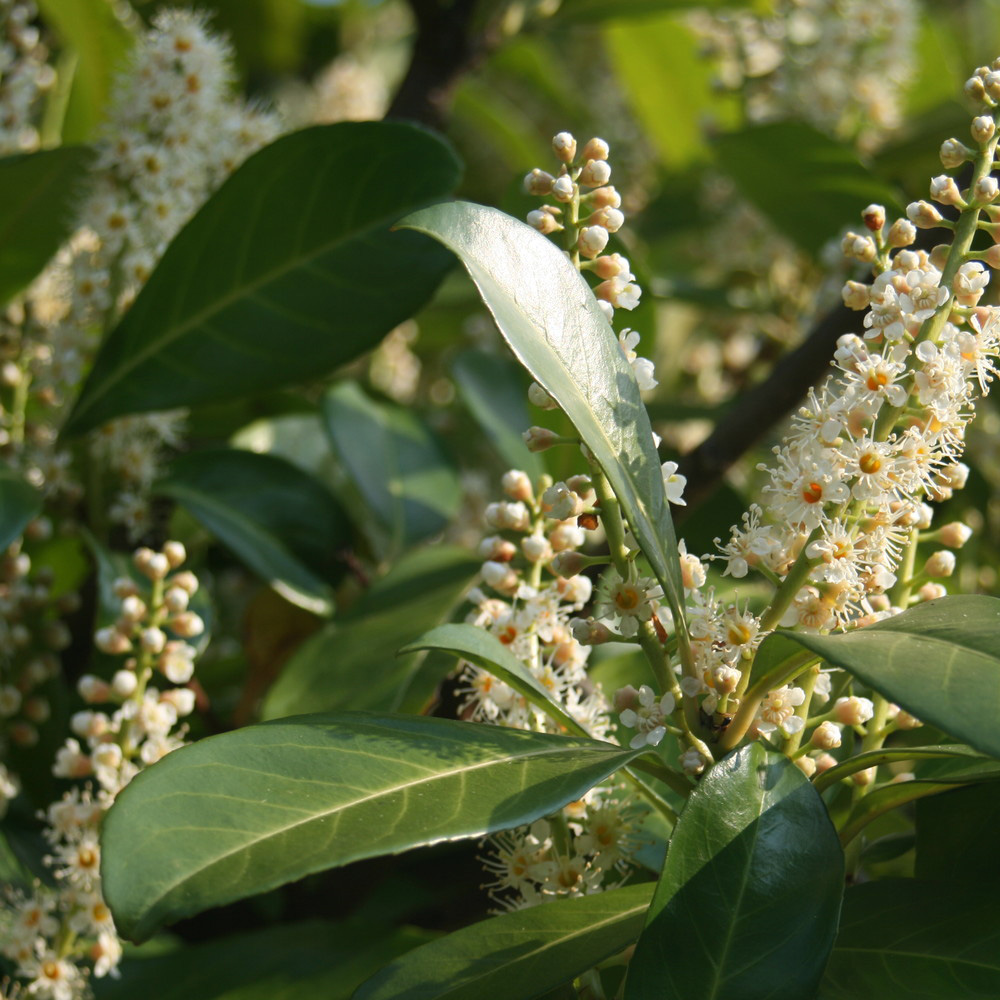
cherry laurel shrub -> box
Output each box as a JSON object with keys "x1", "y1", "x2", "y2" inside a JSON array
[{"x1": 3, "y1": 2, "x2": 1000, "y2": 999}]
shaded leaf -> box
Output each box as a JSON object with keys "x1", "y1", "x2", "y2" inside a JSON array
[
  {"x1": 323, "y1": 382, "x2": 460, "y2": 554},
  {"x1": 156, "y1": 449, "x2": 349, "y2": 615},
  {"x1": 354, "y1": 883, "x2": 654, "y2": 1000},
  {"x1": 0, "y1": 463, "x2": 42, "y2": 550},
  {"x1": 401, "y1": 202, "x2": 687, "y2": 643},
  {"x1": 713, "y1": 122, "x2": 902, "y2": 255},
  {"x1": 915, "y1": 783, "x2": 1000, "y2": 888},
  {"x1": 0, "y1": 147, "x2": 94, "y2": 306},
  {"x1": 261, "y1": 546, "x2": 478, "y2": 718},
  {"x1": 819, "y1": 880, "x2": 1000, "y2": 999},
  {"x1": 774, "y1": 596, "x2": 1000, "y2": 759},
  {"x1": 626, "y1": 743, "x2": 843, "y2": 1000},
  {"x1": 64, "y1": 122, "x2": 461, "y2": 435},
  {"x1": 101, "y1": 712, "x2": 647, "y2": 941}
]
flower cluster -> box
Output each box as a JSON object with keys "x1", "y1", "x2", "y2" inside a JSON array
[
  {"x1": 463, "y1": 471, "x2": 642, "y2": 909},
  {"x1": 0, "y1": 0, "x2": 54, "y2": 154},
  {"x1": 1, "y1": 542, "x2": 204, "y2": 997}
]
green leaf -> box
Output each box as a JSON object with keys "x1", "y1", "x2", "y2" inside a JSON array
[
  {"x1": 322, "y1": 382, "x2": 460, "y2": 554},
  {"x1": 451, "y1": 349, "x2": 543, "y2": 479},
  {"x1": 400, "y1": 202, "x2": 687, "y2": 643},
  {"x1": 0, "y1": 147, "x2": 94, "y2": 306},
  {"x1": 93, "y1": 920, "x2": 429, "y2": 1000},
  {"x1": 63, "y1": 122, "x2": 462, "y2": 435},
  {"x1": 625, "y1": 743, "x2": 843, "y2": 1000},
  {"x1": 916, "y1": 783, "x2": 1000, "y2": 889},
  {"x1": 818, "y1": 879, "x2": 1000, "y2": 999},
  {"x1": 713, "y1": 122, "x2": 902, "y2": 256},
  {"x1": 0, "y1": 462, "x2": 42, "y2": 550},
  {"x1": 37, "y1": 0, "x2": 134, "y2": 143},
  {"x1": 354, "y1": 883, "x2": 654, "y2": 1000},
  {"x1": 156, "y1": 449, "x2": 349, "y2": 615},
  {"x1": 772, "y1": 595, "x2": 1000, "y2": 759},
  {"x1": 557, "y1": 0, "x2": 748, "y2": 20},
  {"x1": 101, "y1": 712, "x2": 647, "y2": 941},
  {"x1": 261, "y1": 546, "x2": 478, "y2": 719},
  {"x1": 401, "y1": 622, "x2": 588, "y2": 737}
]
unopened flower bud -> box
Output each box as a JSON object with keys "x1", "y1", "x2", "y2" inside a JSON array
[
  {"x1": 713, "y1": 666, "x2": 741, "y2": 694},
  {"x1": 541, "y1": 482, "x2": 583, "y2": 521},
  {"x1": 549, "y1": 523, "x2": 585, "y2": 551},
  {"x1": 165, "y1": 586, "x2": 190, "y2": 612},
  {"x1": 939, "y1": 521, "x2": 973, "y2": 548},
  {"x1": 924, "y1": 550, "x2": 956, "y2": 578},
  {"x1": 929, "y1": 175, "x2": 963, "y2": 206},
  {"x1": 523, "y1": 426, "x2": 560, "y2": 452},
  {"x1": 521, "y1": 534, "x2": 552, "y2": 563},
  {"x1": 972, "y1": 115, "x2": 996, "y2": 144},
  {"x1": 0, "y1": 686, "x2": 21, "y2": 716},
  {"x1": 814, "y1": 752, "x2": 838, "y2": 774},
  {"x1": 896, "y1": 709, "x2": 923, "y2": 730},
  {"x1": 918, "y1": 582, "x2": 948, "y2": 602},
  {"x1": 579, "y1": 159, "x2": 611, "y2": 187},
  {"x1": 481, "y1": 559, "x2": 518, "y2": 592},
  {"x1": 834, "y1": 696, "x2": 875, "y2": 726},
  {"x1": 965, "y1": 74, "x2": 988, "y2": 102},
  {"x1": 841, "y1": 231, "x2": 876, "y2": 262},
  {"x1": 485, "y1": 501, "x2": 531, "y2": 531},
  {"x1": 841, "y1": 280, "x2": 870, "y2": 310},
  {"x1": 591, "y1": 252, "x2": 630, "y2": 278},
  {"x1": 527, "y1": 382, "x2": 558, "y2": 412},
  {"x1": 976, "y1": 176, "x2": 1000, "y2": 202},
  {"x1": 811, "y1": 721, "x2": 842, "y2": 750},
  {"x1": 886, "y1": 218, "x2": 916, "y2": 248},
  {"x1": 111, "y1": 669, "x2": 138, "y2": 698},
  {"x1": 794, "y1": 756, "x2": 817, "y2": 777},
  {"x1": 527, "y1": 209, "x2": 561, "y2": 235},
  {"x1": 582, "y1": 137, "x2": 609, "y2": 161},
  {"x1": 986, "y1": 70, "x2": 1000, "y2": 100},
  {"x1": 862, "y1": 204, "x2": 885, "y2": 231},
  {"x1": 120, "y1": 595, "x2": 147, "y2": 622},
  {"x1": 77, "y1": 675, "x2": 111, "y2": 703},
  {"x1": 570, "y1": 617, "x2": 613, "y2": 645},
  {"x1": 940, "y1": 137, "x2": 971, "y2": 169},
  {"x1": 141, "y1": 627, "x2": 167, "y2": 653},
  {"x1": 551, "y1": 550, "x2": 586, "y2": 578},
  {"x1": 851, "y1": 766, "x2": 877, "y2": 787},
  {"x1": 589, "y1": 186, "x2": 620, "y2": 209},
  {"x1": 159, "y1": 641, "x2": 196, "y2": 684},
  {"x1": 906, "y1": 200, "x2": 944, "y2": 229},
  {"x1": 680, "y1": 748, "x2": 705, "y2": 776},
  {"x1": 112, "y1": 576, "x2": 139, "y2": 599},
  {"x1": 502, "y1": 469, "x2": 534, "y2": 502},
  {"x1": 478, "y1": 536, "x2": 517, "y2": 562},
  {"x1": 588, "y1": 206, "x2": 624, "y2": 232},
  {"x1": 172, "y1": 570, "x2": 199, "y2": 595},
  {"x1": 577, "y1": 225, "x2": 609, "y2": 259},
  {"x1": 161, "y1": 687, "x2": 197, "y2": 716},
  {"x1": 162, "y1": 541, "x2": 187, "y2": 568},
  {"x1": 614, "y1": 684, "x2": 639, "y2": 712},
  {"x1": 523, "y1": 167, "x2": 555, "y2": 195},
  {"x1": 552, "y1": 175, "x2": 575, "y2": 202},
  {"x1": 95, "y1": 626, "x2": 132, "y2": 655},
  {"x1": 552, "y1": 131, "x2": 576, "y2": 162}
]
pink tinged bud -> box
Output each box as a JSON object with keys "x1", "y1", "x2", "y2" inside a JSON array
[
  {"x1": 523, "y1": 168, "x2": 555, "y2": 195},
  {"x1": 862, "y1": 204, "x2": 886, "y2": 231},
  {"x1": 851, "y1": 766, "x2": 877, "y2": 787},
  {"x1": 939, "y1": 521, "x2": 973, "y2": 548},
  {"x1": 811, "y1": 721, "x2": 842, "y2": 750},
  {"x1": 78, "y1": 675, "x2": 111, "y2": 704},
  {"x1": 572, "y1": 618, "x2": 613, "y2": 645},
  {"x1": 940, "y1": 138, "x2": 971, "y2": 169},
  {"x1": 528, "y1": 381, "x2": 558, "y2": 410},
  {"x1": 501, "y1": 469, "x2": 534, "y2": 502},
  {"x1": 589, "y1": 186, "x2": 621, "y2": 209},
  {"x1": 577, "y1": 225, "x2": 609, "y2": 259},
  {"x1": 976, "y1": 176, "x2": 1000, "y2": 203},
  {"x1": 552, "y1": 131, "x2": 577, "y2": 162},
  {"x1": 481, "y1": 560, "x2": 518, "y2": 592},
  {"x1": 834, "y1": 696, "x2": 875, "y2": 726},
  {"x1": 527, "y1": 209, "x2": 560, "y2": 235},
  {"x1": 814, "y1": 752, "x2": 838, "y2": 774},
  {"x1": 841, "y1": 280, "x2": 870, "y2": 310},
  {"x1": 929, "y1": 175, "x2": 962, "y2": 206},
  {"x1": 887, "y1": 218, "x2": 917, "y2": 248},
  {"x1": 172, "y1": 570, "x2": 199, "y2": 595},
  {"x1": 614, "y1": 684, "x2": 640, "y2": 712},
  {"x1": 896, "y1": 709, "x2": 923, "y2": 730},
  {"x1": 918, "y1": 582, "x2": 948, "y2": 602},
  {"x1": 794, "y1": 756, "x2": 817, "y2": 777},
  {"x1": 95, "y1": 626, "x2": 132, "y2": 655},
  {"x1": 163, "y1": 541, "x2": 187, "y2": 568},
  {"x1": 588, "y1": 207, "x2": 624, "y2": 232},
  {"x1": 972, "y1": 115, "x2": 996, "y2": 143},
  {"x1": 579, "y1": 159, "x2": 611, "y2": 187},
  {"x1": 552, "y1": 175, "x2": 575, "y2": 203},
  {"x1": 10, "y1": 722, "x2": 38, "y2": 746},
  {"x1": 523, "y1": 426, "x2": 560, "y2": 453},
  {"x1": 906, "y1": 200, "x2": 944, "y2": 229},
  {"x1": 592, "y1": 253, "x2": 630, "y2": 278},
  {"x1": 23, "y1": 697, "x2": 49, "y2": 723},
  {"x1": 111, "y1": 669, "x2": 138, "y2": 698},
  {"x1": 551, "y1": 550, "x2": 586, "y2": 578},
  {"x1": 478, "y1": 536, "x2": 517, "y2": 562},
  {"x1": 982, "y1": 244, "x2": 1000, "y2": 268},
  {"x1": 924, "y1": 550, "x2": 956, "y2": 578}
]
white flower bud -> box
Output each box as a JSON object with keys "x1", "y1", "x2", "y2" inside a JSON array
[
  {"x1": 588, "y1": 206, "x2": 624, "y2": 232},
  {"x1": 851, "y1": 766, "x2": 877, "y2": 787},
  {"x1": 579, "y1": 159, "x2": 611, "y2": 187},
  {"x1": 95, "y1": 626, "x2": 132, "y2": 655},
  {"x1": 896, "y1": 709, "x2": 923, "y2": 730},
  {"x1": 163, "y1": 541, "x2": 187, "y2": 568},
  {"x1": 924, "y1": 550, "x2": 956, "y2": 578},
  {"x1": 841, "y1": 280, "x2": 870, "y2": 310},
  {"x1": 527, "y1": 209, "x2": 561, "y2": 235},
  {"x1": 113, "y1": 576, "x2": 139, "y2": 599},
  {"x1": 570, "y1": 618, "x2": 613, "y2": 644},
  {"x1": 713, "y1": 666, "x2": 741, "y2": 694},
  {"x1": 582, "y1": 137, "x2": 609, "y2": 161},
  {"x1": 589, "y1": 186, "x2": 621, "y2": 209},
  {"x1": 165, "y1": 586, "x2": 191, "y2": 612},
  {"x1": 834, "y1": 696, "x2": 874, "y2": 726},
  {"x1": 918, "y1": 582, "x2": 948, "y2": 602},
  {"x1": 120, "y1": 595, "x2": 147, "y2": 622},
  {"x1": 552, "y1": 175, "x2": 575, "y2": 203},
  {"x1": 887, "y1": 218, "x2": 917, "y2": 248},
  {"x1": 523, "y1": 168, "x2": 555, "y2": 195},
  {"x1": 811, "y1": 721, "x2": 842, "y2": 750},
  {"x1": 972, "y1": 115, "x2": 996, "y2": 143},
  {"x1": 521, "y1": 533, "x2": 552, "y2": 564},
  {"x1": 77, "y1": 675, "x2": 111, "y2": 704},
  {"x1": 159, "y1": 642, "x2": 196, "y2": 684},
  {"x1": 940, "y1": 137, "x2": 971, "y2": 168},
  {"x1": 552, "y1": 131, "x2": 576, "y2": 162},
  {"x1": 161, "y1": 687, "x2": 196, "y2": 716},
  {"x1": 976, "y1": 176, "x2": 1000, "y2": 202},
  {"x1": 965, "y1": 74, "x2": 988, "y2": 102},
  {"x1": 141, "y1": 627, "x2": 167, "y2": 653},
  {"x1": 485, "y1": 501, "x2": 531, "y2": 531},
  {"x1": 794, "y1": 756, "x2": 817, "y2": 777},
  {"x1": 478, "y1": 536, "x2": 517, "y2": 561},
  {"x1": 591, "y1": 252, "x2": 630, "y2": 279},
  {"x1": 551, "y1": 550, "x2": 586, "y2": 578},
  {"x1": 814, "y1": 752, "x2": 838, "y2": 774},
  {"x1": 841, "y1": 231, "x2": 876, "y2": 262},
  {"x1": 541, "y1": 482, "x2": 583, "y2": 520},
  {"x1": 680, "y1": 748, "x2": 705, "y2": 775},
  {"x1": 939, "y1": 521, "x2": 973, "y2": 548},
  {"x1": 929, "y1": 175, "x2": 963, "y2": 206},
  {"x1": 502, "y1": 469, "x2": 534, "y2": 502},
  {"x1": 0, "y1": 686, "x2": 22, "y2": 717},
  {"x1": 577, "y1": 225, "x2": 609, "y2": 259},
  {"x1": 111, "y1": 669, "x2": 138, "y2": 698},
  {"x1": 549, "y1": 523, "x2": 586, "y2": 551},
  {"x1": 528, "y1": 381, "x2": 558, "y2": 409},
  {"x1": 906, "y1": 200, "x2": 944, "y2": 229},
  {"x1": 862, "y1": 204, "x2": 886, "y2": 231},
  {"x1": 481, "y1": 560, "x2": 518, "y2": 592},
  {"x1": 522, "y1": 426, "x2": 560, "y2": 452},
  {"x1": 559, "y1": 574, "x2": 592, "y2": 604}
]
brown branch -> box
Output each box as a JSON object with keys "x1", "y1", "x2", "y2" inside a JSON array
[{"x1": 675, "y1": 300, "x2": 857, "y2": 513}]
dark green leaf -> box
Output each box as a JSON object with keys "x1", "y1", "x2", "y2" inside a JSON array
[
  {"x1": 772, "y1": 596, "x2": 1000, "y2": 759},
  {"x1": 63, "y1": 122, "x2": 462, "y2": 435},
  {"x1": 451, "y1": 349, "x2": 543, "y2": 479},
  {"x1": 915, "y1": 783, "x2": 1000, "y2": 888},
  {"x1": 354, "y1": 883, "x2": 654, "y2": 1000},
  {"x1": 36, "y1": 0, "x2": 134, "y2": 143},
  {"x1": 819, "y1": 880, "x2": 1000, "y2": 999},
  {"x1": 156, "y1": 449, "x2": 349, "y2": 615},
  {"x1": 101, "y1": 712, "x2": 646, "y2": 940},
  {"x1": 0, "y1": 463, "x2": 42, "y2": 550},
  {"x1": 323, "y1": 382, "x2": 460, "y2": 554},
  {"x1": 401, "y1": 202, "x2": 688, "y2": 645},
  {"x1": 94, "y1": 921, "x2": 429, "y2": 1000},
  {"x1": 0, "y1": 147, "x2": 94, "y2": 306},
  {"x1": 713, "y1": 122, "x2": 902, "y2": 255},
  {"x1": 626, "y1": 743, "x2": 843, "y2": 1000},
  {"x1": 261, "y1": 546, "x2": 478, "y2": 718}
]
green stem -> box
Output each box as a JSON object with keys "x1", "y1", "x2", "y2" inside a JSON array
[{"x1": 781, "y1": 663, "x2": 819, "y2": 755}]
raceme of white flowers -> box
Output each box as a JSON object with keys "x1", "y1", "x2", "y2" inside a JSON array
[
  {"x1": 0, "y1": 0, "x2": 53, "y2": 154},
  {"x1": 1, "y1": 542, "x2": 204, "y2": 999}
]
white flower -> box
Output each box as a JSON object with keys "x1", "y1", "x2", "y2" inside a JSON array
[{"x1": 661, "y1": 461, "x2": 687, "y2": 506}]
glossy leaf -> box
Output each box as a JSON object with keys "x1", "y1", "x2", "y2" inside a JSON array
[
  {"x1": 401, "y1": 202, "x2": 687, "y2": 638},
  {"x1": 101, "y1": 712, "x2": 646, "y2": 940},
  {"x1": 323, "y1": 382, "x2": 460, "y2": 553},
  {"x1": 819, "y1": 880, "x2": 1000, "y2": 999},
  {"x1": 0, "y1": 147, "x2": 94, "y2": 305},
  {"x1": 625, "y1": 743, "x2": 843, "y2": 1000},
  {"x1": 713, "y1": 122, "x2": 902, "y2": 255},
  {"x1": 774, "y1": 596, "x2": 1000, "y2": 758},
  {"x1": 156, "y1": 449, "x2": 349, "y2": 615},
  {"x1": 261, "y1": 546, "x2": 478, "y2": 719},
  {"x1": 354, "y1": 883, "x2": 654, "y2": 1000},
  {"x1": 0, "y1": 463, "x2": 42, "y2": 550},
  {"x1": 63, "y1": 122, "x2": 461, "y2": 435},
  {"x1": 37, "y1": 0, "x2": 134, "y2": 143},
  {"x1": 93, "y1": 921, "x2": 429, "y2": 1000},
  {"x1": 915, "y1": 783, "x2": 1000, "y2": 888},
  {"x1": 451, "y1": 349, "x2": 543, "y2": 479},
  {"x1": 401, "y1": 622, "x2": 587, "y2": 737}
]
